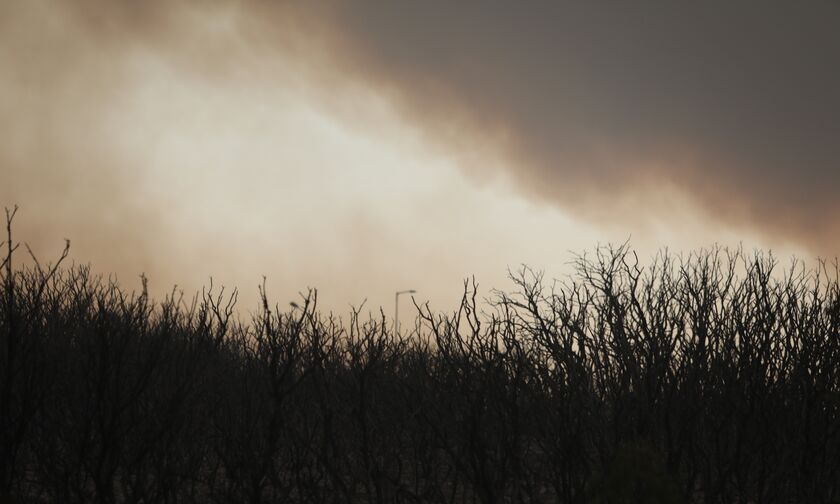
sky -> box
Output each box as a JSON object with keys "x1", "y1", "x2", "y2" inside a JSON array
[{"x1": 1, "y1": 1, "x2": 837, "y2": 317}]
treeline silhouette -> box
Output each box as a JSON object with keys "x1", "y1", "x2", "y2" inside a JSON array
[{"x1": 2, "y1": 208, "x2": 840, "y2": 504}]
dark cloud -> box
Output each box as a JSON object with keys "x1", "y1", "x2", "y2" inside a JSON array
[
  {"x1": 2, "y1": 0, "x2": 839, "y2": 269},
  {"x1": 292, "y1": 1, "x2": 840, "y2": 253}
]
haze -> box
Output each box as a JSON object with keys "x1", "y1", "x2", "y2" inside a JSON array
[{"x1": 2, "y1": 0, "x2": 836, "y2": 313}]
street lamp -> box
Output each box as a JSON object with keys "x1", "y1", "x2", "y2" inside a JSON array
[{"x1": 394, "y1": 289, "x2": 416, "y2": 335}]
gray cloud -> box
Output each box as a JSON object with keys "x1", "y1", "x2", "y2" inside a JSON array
[
  {"x1": 2, "y1": 0, "x2": 839, "y2": 293},
  {"x1": 290, "y1": 1, "x2": 840, "y2": 253},
  {"x1": 0, "y1": 0, "x2": 300, "y2": 278}
]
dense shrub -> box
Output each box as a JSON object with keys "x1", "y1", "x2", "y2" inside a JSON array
[{"x1": 2, "y1": 208, "x2": 839, "y2": 503}]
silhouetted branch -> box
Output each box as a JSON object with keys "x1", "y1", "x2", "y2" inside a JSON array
[{"x1": 1, "y1": 212, "x2": 839, "y2": 502}]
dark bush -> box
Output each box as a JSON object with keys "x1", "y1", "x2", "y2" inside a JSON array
[{"x1": 2, "y1": 209, "x2": 839, "y2": 503}]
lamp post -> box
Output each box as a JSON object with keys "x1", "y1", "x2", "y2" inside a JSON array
[{"x1": 394, "y1": 289, "x2": 416, "y2": 335}]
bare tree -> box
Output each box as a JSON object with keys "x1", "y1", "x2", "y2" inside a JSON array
[{"x1": 2, "y1": 211, "x2": 839, "y2": 503}]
